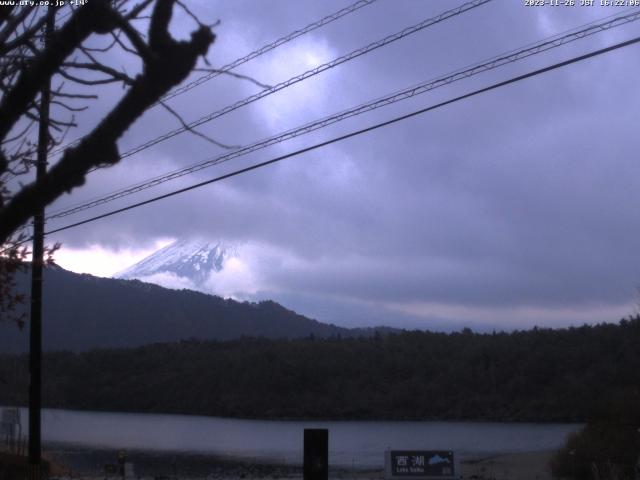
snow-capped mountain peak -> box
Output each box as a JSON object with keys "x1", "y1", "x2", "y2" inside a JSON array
[{"x1": 115, "y1": 238, "x2": 236, "y2": 285}]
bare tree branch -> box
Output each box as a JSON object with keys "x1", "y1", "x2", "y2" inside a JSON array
[
  {"x1": 125, "y1": 0, "x2": 155, "y2": 20},
  {"x1": 0, "y1": 1, "x2": 121, "y2": 142},
  {"x1": 112, "y1": 10, "x2": 154, "y2": 61},
  {"x1": 194, "y1": 67, "x2": 272, "y2": 90},
  {"x1": 0, "y1": 14, "x2": 48, "y2": 56},
  {"x1": 57, "y1": 68, "x2": 128, "y2": 86},
  {"x1": 62, "y1": 61, "x2": 135, "y2": 85},
  {"x1": 110, "y1": 30, "x2": 140, "y2": 57},
  {"x1": 1, "y1": 119, "x2": 36, "y2": 145},
  {"x1": 0, "y1": 7, "x2": 32, "y2": 48},
  {"x1": 159, "y1": 100, "x2": 239, "y2": 150},
  {"x1": 0, "y1": 6, "x2": 16, "y2": 28},
  {"x1": 52, "y1": 91, "x2": 98, "y2": 100},
  {"x1": 0, "y1": 0, "x2": 216, "y2": 243},
  {"x1": 81, "y1": 35, "x2": 119, "y2": 53},
  {"x1": 50, "y1": 100, "x2": 88, "y2": 112}
]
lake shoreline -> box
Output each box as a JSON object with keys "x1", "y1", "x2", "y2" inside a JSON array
[
  {"x1": 42, "y1": 444, "x2": 556, "y2": 480},
  {"x1": 3, "y1": 403, "x2": 586, "y2": 423},
  {"x1": 1, "y1": 407, "x2": 576, "y2": 478},
  {"x1": 42, "y1": 443, "x2": 556, "y2": 479}
]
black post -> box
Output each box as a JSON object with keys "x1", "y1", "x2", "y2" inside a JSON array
[
  {"x1": 29, "y1": 8, "x2": 54, "y2": 480},
  {"x1": 304, "y1": 428, "x2": 328, "y2": 480}
]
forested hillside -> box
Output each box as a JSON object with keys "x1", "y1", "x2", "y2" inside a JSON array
[
  {"x1": 2, "y1": 318, "x2": 639, "y2": 422},
  {"x1": 0, "y1": 266, "x2": 350, "y2": 352}
]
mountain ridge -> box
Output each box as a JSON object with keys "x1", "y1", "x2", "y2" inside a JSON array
[
  {"x1": 115, "y1": 238, "x2": 236, "y2": 285},
  {"x1": 0, "y1": 265, "x2": 393, "y2": 353}
]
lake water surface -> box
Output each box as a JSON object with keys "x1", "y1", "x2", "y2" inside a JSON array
[{"x1": 17, "y1": 408, "x2": 580, "y2": 467}]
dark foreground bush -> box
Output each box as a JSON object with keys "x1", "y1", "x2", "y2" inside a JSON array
[
  {"x1": 551, "y1": 387, "x2": 640, "y2": 479},
  {"x1": 0, "y1": 452, "x2": 50, "y2": 480},
  {"x1": 550, "y1": 422, "x2": 640, "y2": 480}
]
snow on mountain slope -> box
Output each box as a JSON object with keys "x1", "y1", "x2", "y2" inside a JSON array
[{"x1": 115, "y1": 238, "x2": 236, "y2": 285}]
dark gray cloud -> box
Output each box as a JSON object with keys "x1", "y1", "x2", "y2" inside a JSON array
[{"x1": 46, "y1": 0, "x2": 640, "y2": 329}]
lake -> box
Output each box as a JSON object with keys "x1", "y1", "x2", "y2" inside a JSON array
[{"x1": 15, "y1": 408, "x2": 580, "y2": 467}]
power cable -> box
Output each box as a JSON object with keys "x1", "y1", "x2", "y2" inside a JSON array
[
  {"x1": 45, "y1": 8, "x2": 640, "y2": 221},
  {"x1": 45, "y1": 0, "x2": 494, "y2": 216},
  {"x1": 161, "y1": 0, "x2": 378, "y2": 102},
  {"x1": 57, "y1": 0, "x2": 492, "y2": 164},
  {"x1": 48, "y1": 0, "x2": 379, "y2": 156},
  {"x1": 39, "y1": 33, "x2": 640, "y2": 240}
]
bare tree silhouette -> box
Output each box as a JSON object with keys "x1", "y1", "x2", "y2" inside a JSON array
[{"x1": 0, "y1": 0, "x2": 218, "y2": 322}]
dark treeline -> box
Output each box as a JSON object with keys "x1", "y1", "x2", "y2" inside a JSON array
[
  {"x1": 0, "y1": 266, "x2": 354, "y2": 353},
  {"x1": 1, "y1": 317, "x2": 639, "y2": 422}
]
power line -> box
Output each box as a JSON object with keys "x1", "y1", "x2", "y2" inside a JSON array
[
  {"x1": 46, "y1": 0, "x2": 494, "y2": 217},
  {"x1": 48, "y1": 0, "x2": 378, "y2": 157},
  {"x1": 91, "y1": 0, "x2": 492, "y2": 162},
  {"x1": 41, "y1": 33, "x2": 640, "y2": 240},
  {"x1": 161, "y1": 0, "x2": 378, "y2": 103},
  {"x1": 46, "y1": 8, "x2": 640, "y2": 221}
]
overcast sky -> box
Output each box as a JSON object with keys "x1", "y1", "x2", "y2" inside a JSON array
[{"x1": 46, "y1": 0, "x2": 640, "y2": 330}]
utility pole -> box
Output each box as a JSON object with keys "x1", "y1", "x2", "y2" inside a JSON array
[{"x1": 29, "y1": 7, "x2": 54, "y2": 480}]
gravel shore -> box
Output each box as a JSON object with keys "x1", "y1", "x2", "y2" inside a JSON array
[{"x1": 43, "y1": 445, "x2": 554, "y2": 480}]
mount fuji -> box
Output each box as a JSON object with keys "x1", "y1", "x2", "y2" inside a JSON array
[{"x1": 116, "y1": 238, "x2": 236, "y2": 286}]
